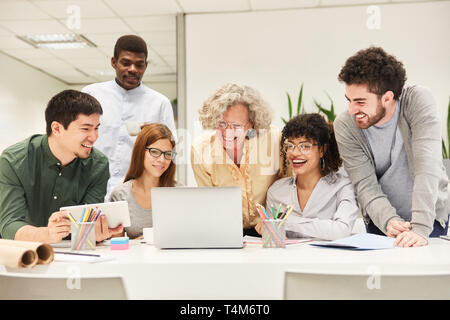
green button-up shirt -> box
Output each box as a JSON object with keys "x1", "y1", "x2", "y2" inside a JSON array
[{"x1": 0, "y1": 134, "x2": 110, "y2": 239}]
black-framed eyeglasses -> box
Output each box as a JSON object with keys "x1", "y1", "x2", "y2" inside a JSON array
[
  {"x1": 145, "y1": 147, "x2": 176, "y2": 160},
  {"x1": 217, "y1": 120, "x2": 248, "y2": 130},
  {"x1": 284, "y1": 141, "x2": 318, "y2": 154}
]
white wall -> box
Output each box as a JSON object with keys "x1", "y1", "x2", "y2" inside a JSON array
[
  {"x1": 184, "y1": 1, "x2": 450, "y2": 186},
  {"x1": 0, "y1": 52, "x2": 67, "y2": 153},
  {"x1": 144, "y1": 81, "x2": 177, "y2": 102}
]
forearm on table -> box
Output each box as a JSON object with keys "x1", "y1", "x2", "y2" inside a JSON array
[{"x1": 14, "y1": 225, "x2": 51, "y2": 243}]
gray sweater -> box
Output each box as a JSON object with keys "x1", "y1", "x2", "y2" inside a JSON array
[
  {"x1": 334, "y1": 84, "x2": 449, "y2": 238},
  {"x1": 110, "y1": 180, "x2": 153, "y2": 239}
]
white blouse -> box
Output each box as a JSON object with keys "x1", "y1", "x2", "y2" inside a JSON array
[{"x1": 266, "y1": 171, "x2": 359, "y2": 240}]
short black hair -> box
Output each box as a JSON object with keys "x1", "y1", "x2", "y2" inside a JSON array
[
  {"x1": 281, "y1": 113, "x2": 342, "y2": 176},
  {"x1": 338, "y1": 46, "x2": 407, "y2": 99},
  {"x1": 45, "y1": 90, "x2": 103, "y2": 136},
  {"x1": 114, "y1": 35, "x2": 148, "y2": 59}
]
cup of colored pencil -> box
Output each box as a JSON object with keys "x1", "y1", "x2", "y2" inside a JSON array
[
  {"x1": 256, "y1": 203, "x2": 293, "y2": 248},
  {"x1": 68, "y1": 208, "x2": 102, "y2": 251}
]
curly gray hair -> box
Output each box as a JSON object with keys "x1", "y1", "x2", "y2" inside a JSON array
[{"x1": 198, "y1": 83, "x2": 272, "y2": 130}]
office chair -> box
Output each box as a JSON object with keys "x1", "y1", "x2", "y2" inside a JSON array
[
  {"x1": 0, "y1": 272, "x2": 128, "y2": 299},
  {"x1": 284, "y1": 270, "x2": 450, "y2": 299}
]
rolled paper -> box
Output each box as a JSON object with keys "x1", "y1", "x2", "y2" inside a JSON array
[
  {"x1": 0, "y1": 239, "x2": 54, "y2": 265},
  {"x1": 0, "y1": 245, "x2": 38, "y2": 268}
]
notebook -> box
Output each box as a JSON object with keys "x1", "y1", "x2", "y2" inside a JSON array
[{"x1": 152, "y1": 187, "x2": 243, "y2": 249}]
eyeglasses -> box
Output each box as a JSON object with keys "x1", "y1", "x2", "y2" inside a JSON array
[
  {"x1": 218, "y1": 120, "x2": 247, "y2": 130},
  {"x1": 145, "y1": 147, "x2": 176, "y2": 160},
  {"x1": 284, "y1": 141, "x2": 318, "y2": 154}
]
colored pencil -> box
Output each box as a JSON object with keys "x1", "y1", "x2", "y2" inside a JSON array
[
  {"x1": 256, "y1": 203, "x2": 285, "y2": 247},
  {"x1": 274, "y1": 203, "x2": 282, "y2": 219},
  {"x1": 76, "y1": 210, "x2": 102, "y2": 250}
]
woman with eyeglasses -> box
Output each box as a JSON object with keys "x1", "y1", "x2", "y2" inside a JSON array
[
  {"x1": 110, "y1": 123, "x2": 177, "y2": 239},
  {"x1": 258, "y1": 113, "x2": 359, "y2": 240},
  {"x1": 191, "y1": 83, "x2": 284, "y2": 237}
]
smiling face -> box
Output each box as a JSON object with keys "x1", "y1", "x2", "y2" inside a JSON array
[
  {"x1": 217, "y1": 103, "x2": 253, "y2": 151},
  {"x1": 55, "y1": 113, "x2": 100, "y2": 160},
  {"x1": 143, "y1": 138, "x2": 173, "y2": 178},
  {"x1": 285, "y1": 136, "x2": 323, "y2": 177},
  {"x1": 111, "y1": 50, "x2": 147, "y2": 90},
  {"x1": 345, "y1": 83, "x2": 387, "y2": 129}
]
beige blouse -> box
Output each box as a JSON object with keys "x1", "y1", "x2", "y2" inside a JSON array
[{"x1": 191, "y1": 125, "x2": 283, "y2": 228}]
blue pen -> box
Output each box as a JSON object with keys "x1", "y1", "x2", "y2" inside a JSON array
[{"x1": 79, "y1": 207, "x2": 86, "y2": 222}]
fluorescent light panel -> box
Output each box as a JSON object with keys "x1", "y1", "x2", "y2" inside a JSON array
[{"x1": 17, "y1": 33, "x2": 97, "y2": 49}]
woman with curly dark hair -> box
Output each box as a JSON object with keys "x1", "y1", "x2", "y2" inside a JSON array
[{"x1": 256, "y1": 113, "x2": 359, "y2": 240}]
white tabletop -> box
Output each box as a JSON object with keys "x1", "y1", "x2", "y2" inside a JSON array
[{"x1": 5, "y1": 238, "x2": 450, "y2": 299}]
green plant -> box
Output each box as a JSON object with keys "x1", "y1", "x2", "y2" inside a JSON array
[
  {"x1": 442, "y1": 98, "x2": 450, "y2": 159},
  {"x1": 313, "y1": 92, "x2": 336, "y2": 122},
  {"x1": 281, "y1": 83, "x2": 306, "y2": 125}
]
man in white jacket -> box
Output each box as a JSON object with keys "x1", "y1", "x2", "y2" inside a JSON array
[
  {"x1": 334, "y1": 46, "x2": 449, "y2": 247},
  {"x1": 82, "y1": 35, "x2": 176, "y2": 200}
]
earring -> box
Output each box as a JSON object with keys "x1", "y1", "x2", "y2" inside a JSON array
[{"x1": 321, "y1": 157, "x2": 325, "y2": 170}]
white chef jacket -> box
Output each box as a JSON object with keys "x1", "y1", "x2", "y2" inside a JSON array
[{"x1": 82, "y1": 80, "x2": 177, "y2": 200}]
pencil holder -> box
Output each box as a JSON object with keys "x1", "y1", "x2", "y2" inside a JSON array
[
  {"x1": 71, "y1": 222, "x2": 96, "y2": 251},
  {"x1": 261, "y1": 219, "x2": 286, "y2": 248}
]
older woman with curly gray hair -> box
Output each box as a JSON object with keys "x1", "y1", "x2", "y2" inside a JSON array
[{"x1": 191, "y1": 83, "x2": 283, "y2": 236}]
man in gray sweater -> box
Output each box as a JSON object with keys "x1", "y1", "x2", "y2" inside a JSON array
[{"x1": 334, "y1": 47, "x2": 449, "y2": 247}]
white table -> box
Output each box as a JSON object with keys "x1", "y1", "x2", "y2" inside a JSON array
[{"x1": 4, "y1": 238, "x2": 450, "y2": 299}]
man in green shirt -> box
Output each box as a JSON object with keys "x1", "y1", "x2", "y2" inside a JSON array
[{"x1": 0, "y1": 90, "x2": 123, "y2": 243}]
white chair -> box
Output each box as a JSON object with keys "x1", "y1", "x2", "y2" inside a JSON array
[
  {"x1": 284, "y1": 270, "x2": 450, "y2": 300},
  {"x1": 0, "y1": 272, "x2": 128, "y2": 300}
]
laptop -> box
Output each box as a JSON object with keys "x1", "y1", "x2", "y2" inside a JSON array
[{"x1": 151, "y1": 187, "x2": 243, "y2": 249}]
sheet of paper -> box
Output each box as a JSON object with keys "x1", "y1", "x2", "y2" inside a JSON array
[
  {"x1": 54, "y1": 252, "x2": 116, "y2": 263},
  {"x1": 50, "y1": 240, "x2": 71, "y2": 248},
  {"x1": 310, "y1": 233, "x2": 395, "y2": 250}
]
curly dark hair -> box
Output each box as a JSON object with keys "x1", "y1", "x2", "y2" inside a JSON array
[
  {"x1": 281, "y1": 113, "x2": 342, "y2": 176},
  {"x1": 338, "y1": 46, "x2": 407, "y2": 99}
]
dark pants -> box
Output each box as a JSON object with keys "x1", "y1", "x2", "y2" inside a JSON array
[
  {"x1": 243, "y1": 227, "x2": 261, "y2": 237},
  {"x1": 366, "y1": 218, "x2": 449, "y2": 237}
]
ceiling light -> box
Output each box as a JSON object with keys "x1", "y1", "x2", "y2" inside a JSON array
[{"x1": 17, "y1": 33, "x2": 96, "y2": 49}]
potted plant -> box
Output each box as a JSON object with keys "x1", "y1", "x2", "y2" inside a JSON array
[
  {"x1": 281, "y1": 84, "x2": 337, "y2": 124},
  {"x1": 281, "y1": 83, "x2": 306, "y2": 125},
  {"x1": 313, "y1": 92, "x2": 336, "y2": 123}
]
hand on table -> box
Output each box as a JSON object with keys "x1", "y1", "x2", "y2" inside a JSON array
[
  {"x1": 386, "y1": 220, "x2": 411, "y2": 237},
  {"x1": 47, "y1": 211, "x2": 71, "y2": 243},
  {"x1": 255, "y1": 221, "x2": 262, "y2": 235},
  {"x1": 394, "y1": 230, "x2": 428, "y2": 247}
]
